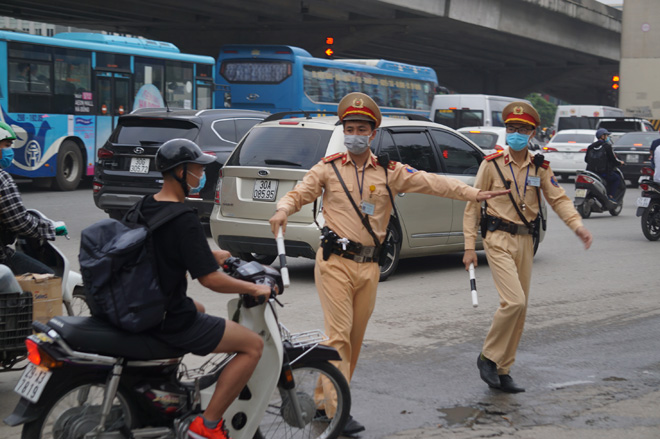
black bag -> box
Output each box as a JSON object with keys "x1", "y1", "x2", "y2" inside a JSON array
[
  {"x1": 79, "y1": 199, "x2": 190, "y2": 333},
  {"x1": 588, "y1": 145, "x2": 608, "y2": 173}
]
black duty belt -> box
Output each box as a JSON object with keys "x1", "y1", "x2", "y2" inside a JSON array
[
  {"x1": 487, "y1": 216, "x2": 534, "y2": 236},
  {"x1": 331, "y1": 245, "x2": 379, "y2": 263}
]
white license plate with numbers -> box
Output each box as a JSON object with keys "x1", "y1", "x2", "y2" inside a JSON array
[
  {"x1": 637, "y1": 197, "x2": 650, "y2": 208},
  {"x1": 575, "y1": 188, "x2": 587, "y2": 198},
  {"x1": 626, "y1": 154, "x2": 639, "y2": 163},
  {"x1": 14, "y1": 363, "x2": 52, "y2": 403},
  {"x1": 253, "y1": 179, "x2": 278, "y2": 201},
  {"x1": 130, "y1": 157, "x2": 150, "y2": 173}
]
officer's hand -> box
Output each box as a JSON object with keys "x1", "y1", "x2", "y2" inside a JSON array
[
  {"x1": 575, "y1": 226, "x2": 592, "y2": 250},
  {"x1": 53, "y1": 221, "x2": 68, "y2": 237},
  {"x1": 476, "y1": 189, "x2": 511, "y2": 202},
  {"x1": 269, "y1": 210, "x2": 288, "y2": 236},
  {"x1": 463, "y1": 249, "x2": 478, "y2": 270}
]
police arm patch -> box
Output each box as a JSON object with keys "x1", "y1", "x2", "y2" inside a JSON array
[{"x1": 550, "y1": 175, "x2": 560, "y2": 187}]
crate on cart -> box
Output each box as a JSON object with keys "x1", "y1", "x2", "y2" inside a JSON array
[{"x1": 0, "y1": 291, "x2": 33, "y2": 365}]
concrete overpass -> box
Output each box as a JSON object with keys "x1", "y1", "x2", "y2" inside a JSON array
[{"x1": 3, "y1": 0, "x2": 622, "y2": 104}]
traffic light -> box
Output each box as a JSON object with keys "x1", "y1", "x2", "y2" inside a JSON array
[
  {"x1": 324, "y1": 37, "x2": 334, "y2": 58},
  {"x1": 611, "y1": 75, "x2": 620, "y2": 90}
]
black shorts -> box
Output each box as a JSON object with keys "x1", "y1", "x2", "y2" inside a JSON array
[{"x1": 150, "y1": 312, "x2": 226, "y2": 356}]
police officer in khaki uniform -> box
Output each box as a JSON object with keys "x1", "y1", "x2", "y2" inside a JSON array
[
  {"x1": 270, "y1": 92, "x2": 510, "y2": 434},
  {"x1": 463, "y1": 102, "x2": 593, "y2": 393}
]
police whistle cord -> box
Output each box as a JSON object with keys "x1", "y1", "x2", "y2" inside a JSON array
[
  {"x1": 468, "y1": 263, "x2": 478, "y2": 308},
  {"x1": 276, "y1": 226, "x2": 290, "y2": 287}
]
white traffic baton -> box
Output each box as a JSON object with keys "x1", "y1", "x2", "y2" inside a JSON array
[
  {"x1": 276, "y1": 226, "x2": 290, "y2": 287},
  {"x1": 468, "y1": 263, "x2": 478, "y2": 308}
]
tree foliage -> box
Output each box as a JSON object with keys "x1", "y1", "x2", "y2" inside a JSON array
[{"x1": 525, "y1": 93, "x2": 557, "y2": 128}]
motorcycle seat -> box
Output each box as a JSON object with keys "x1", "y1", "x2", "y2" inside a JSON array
[{"x1": 46, "y1": 316, "x2": 188, "y2": 361}]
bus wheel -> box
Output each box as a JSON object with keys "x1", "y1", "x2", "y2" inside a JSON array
[{"x1": 53, "y1": 141, "x2": 83, "y2": 191}]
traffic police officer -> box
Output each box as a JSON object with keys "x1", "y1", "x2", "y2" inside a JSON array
[
  {"x1": 463, "y1": 101, "x2": 593, "y2": 393},
  {"x1": 269, "y1": 92, "x2": 509, "y2": 434}
]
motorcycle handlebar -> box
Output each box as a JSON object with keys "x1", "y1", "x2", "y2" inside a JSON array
[{"x1": 222, "y1": 257, "x2": 284, "y2": 307}]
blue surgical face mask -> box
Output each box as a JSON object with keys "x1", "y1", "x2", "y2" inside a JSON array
[
  {"x1": 506, "y1": 133, "x2": 531, "y2": 151},
  {"x1": 187, "y1": 170, "x2": 206, "y2": 195},
  {"x1": 344, "y1": 135, "x2": 370, "y2": 155},
  {"x1": 0, "y1": 147, "x2": 14, "y2": 169}
]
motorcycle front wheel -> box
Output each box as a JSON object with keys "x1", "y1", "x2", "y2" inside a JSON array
[
  {"x1": 256, "y1": 360, "x2": 350, "y2": 439},
  {"x1": 641, "y1": 200, "x2": 660, "y2": 241},
  {"x1": 22, "y1": 378, "x2": 136, "y2": 439}
]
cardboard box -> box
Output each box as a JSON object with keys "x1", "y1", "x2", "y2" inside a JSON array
[{"x1": 16, "y1": 273, "x2": 63, "y2": 324}]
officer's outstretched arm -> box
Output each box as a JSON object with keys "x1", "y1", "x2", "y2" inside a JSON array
[{"x1": 475, "y1": 189, "x2": 510, "y2": 201}]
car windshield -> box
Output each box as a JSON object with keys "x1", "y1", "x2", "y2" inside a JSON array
[
  {"x1": 460, "y1": 132, "x2": 498, "y2": 149},
  {"x1": 227, "y1": 126, "x2": 332, "y2": 169},
  {"x1": 614, "y1": 133, "x2": 660, "y2": 146},
  {"x1": 551, "y1": 133, "x2": 594, "y2": 143},
  {"x1": 114, "y1": 118, "x2": 199, "y2": 145}
]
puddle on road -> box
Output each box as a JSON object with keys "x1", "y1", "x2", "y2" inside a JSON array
[{"x1": 437, "y1": 406, "x2": 484, "y2": 426}]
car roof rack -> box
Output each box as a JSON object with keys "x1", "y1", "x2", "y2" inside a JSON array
[{"x1": 262, "y1": 111, "x2": 338, "y2": 123}]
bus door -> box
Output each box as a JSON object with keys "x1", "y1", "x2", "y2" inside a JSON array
[{"x1": 95, "y1": 71, "x2": 131, "y2": 148}]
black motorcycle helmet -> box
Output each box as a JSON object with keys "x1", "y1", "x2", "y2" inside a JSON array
[
  {"x1": 155, "y1": 138, "x2": 215, "y2": 196},
  {"x1": 155, "y1": 138, "x2": 215, "y2": 172}
]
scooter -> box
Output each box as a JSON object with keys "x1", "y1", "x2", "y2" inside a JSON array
[
  {"x1": 4, "y1": 257, "x2": 351, "y2": 439},
  {"x1": 574, "y1": 168, "x2": 626, "y2": 218},
  {"x1": 636, "y1": 167, "x2": 660, "y2": 241},
  {"x1": 0, "y1": 210, "x2": 85, "y2": 371}
]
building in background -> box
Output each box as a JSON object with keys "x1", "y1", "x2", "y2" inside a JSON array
[
  {"x1": 0, "y1": 16, "x2": 134, "y2": 37},
  {"x1": 618, "y1": 0, "x2": 660, "y2": 127}
]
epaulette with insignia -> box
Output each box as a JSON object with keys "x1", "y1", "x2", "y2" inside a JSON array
[
  {"x1": 388, "y1": 160, "x2": 396, "y2": 170},
  {"x1": 322, "y1": 152, "x2": 346, "y2": 163},
  {"x1": 484, "y1": 150, "x2": 504, "y2": 162},
  {"x1": 541, "y1": 160, "x2": 550, "y2": 169}
]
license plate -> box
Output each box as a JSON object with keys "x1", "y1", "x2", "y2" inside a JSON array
[
  {"x1": 253, "y1": 179, "x2": 278, "y2": 201},
  {"x1": 129, "y1": 157, "x2": 150, "y2": 173},
  {"x1": 626, "y1": 154, "x2": 640, "y2": 163},
  {"x1": 14, "y1": 363, "x2": 52, "y2": 403},
  {"x1": 575, "y1": 189, "x2": 587, "y2": 198},
  {"x1": 637, "y1": 197, "x2": 651, "y2": 208}
]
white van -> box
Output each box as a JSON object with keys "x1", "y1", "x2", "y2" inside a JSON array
[
  {"x1": 553, "y1": 105, "x2": 624, "y2": 132},
  {"x1": 429, "y1": 94, "x2": 531, "y2": 129}
]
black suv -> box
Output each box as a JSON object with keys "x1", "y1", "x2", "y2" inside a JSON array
[{"x1": 93, "y1": 108, "x2": 268, "y2": 221}]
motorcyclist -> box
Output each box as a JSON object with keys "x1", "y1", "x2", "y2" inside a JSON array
[
  {"x1": 584, "y1": 127, "x2": 624, "y2": 202},
  {"x1": 0, "y1": 121, "x2": 67, "y2": 275}
]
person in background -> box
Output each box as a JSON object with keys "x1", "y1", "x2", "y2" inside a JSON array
[
  {"x1": 584, "y1": 127, "x2": 624, "y2": 202},
  {"x1": 0, "y1": 121, "x2": 67, "y2": 275}
]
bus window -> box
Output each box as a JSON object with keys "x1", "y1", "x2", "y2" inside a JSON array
[
  {"x1": 166, "y1": 61, "x2": 193, "y2": 109},
  {"x1": 134, "y1": 58, "x2": 165, "y2": 108},
  {"x1": 196, "y1": 81, "x2": 213, "y2": 110}
]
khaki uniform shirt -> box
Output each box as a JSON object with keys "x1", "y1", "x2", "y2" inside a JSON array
[
  {"x1": 277, "y1": 152, "x2": 481, "y2": 246},
  {"x1": 463, "y1": 148, "x2": 583, "y2": 250}
]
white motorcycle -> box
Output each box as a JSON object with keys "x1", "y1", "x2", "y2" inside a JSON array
[{"x1": 4, "y1": 257, "x2": 351, "y2": 439}]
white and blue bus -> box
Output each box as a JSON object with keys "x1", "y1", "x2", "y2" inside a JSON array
[
  {"x1": 0, "y1": 30, "x2": 215, "y2": 190},
  {"x1": 215, "y1": 45, "x2": 439, "y2": 117}
]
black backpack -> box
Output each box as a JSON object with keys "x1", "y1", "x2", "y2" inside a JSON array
[
  {"x1": 79, "y1": 198, "x2": 191, "y2": 333},
  {"x1": 588, "y1": 144, "x2": 609, "y2": 173}
]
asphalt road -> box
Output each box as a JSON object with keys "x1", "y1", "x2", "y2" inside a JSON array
[{"x1": 0, "y1": 178, "x2": 658, "y2": 438}]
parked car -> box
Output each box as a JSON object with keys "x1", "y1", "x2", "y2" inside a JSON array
[
  {"x1": 458, "y1": 126, "x2": 541, "y2": 154},
  {"x1": 542, "y1": 129, "x2": 596, "y2": 181},
  {"x1": 210, "y1": 114, "x2": 546, "y2": 280},
  {"x1": 612, "y1": 132, "x2": 659, "y2": 187},
  {"x1": 93, "y1": 108, "x2": 268, "y2": 221}
]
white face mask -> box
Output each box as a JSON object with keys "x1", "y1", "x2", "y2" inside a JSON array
[{"x1": 344, "y1": 135, "x2": 370, "y2": 154}]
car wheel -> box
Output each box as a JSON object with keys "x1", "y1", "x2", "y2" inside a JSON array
[
  {"x1": 379, "y1": 219, "x2": 401, "y2": 282},
  {"x1": 238, "y1": 252, "x2": 277, "y2": 266}
]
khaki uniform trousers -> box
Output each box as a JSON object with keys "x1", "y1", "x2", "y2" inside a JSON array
[
  {"x1": 482, "y1": 230, "x2": 534, "y2": 375},
  {"x1": 313, "y1": 248, "x2": 379, "y2": 416}
]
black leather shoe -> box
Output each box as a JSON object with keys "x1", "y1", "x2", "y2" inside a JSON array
[
  {"x1": 498, "y1": 374, "x2": 525, "y2": 393},
  {"x1": 342, "y1": 415, "x2": 365, "y2": 436},
  {"x1": 477, "y1": 353, "x2": 500, "y2": 388}
]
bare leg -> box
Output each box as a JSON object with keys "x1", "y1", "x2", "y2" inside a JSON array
[{"x1": 203, "y1": 321, "x2": 263, "y2": 421}]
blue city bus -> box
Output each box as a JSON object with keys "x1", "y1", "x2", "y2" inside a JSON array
[
  {"x1": 215, "y1": 45, "x2": 439, "y2": 116},
  {"x1": 0, "y1": 30, "x2": 215, "y2": 190}
]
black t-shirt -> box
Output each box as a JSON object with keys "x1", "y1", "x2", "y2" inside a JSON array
[{"x1": 140, "y1": 195, "x2": 219, "y2": 333}]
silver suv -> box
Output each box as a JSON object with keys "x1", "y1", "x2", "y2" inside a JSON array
[{"x1": 210, "y1": 114, "x2": 544, "y2": 280}]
